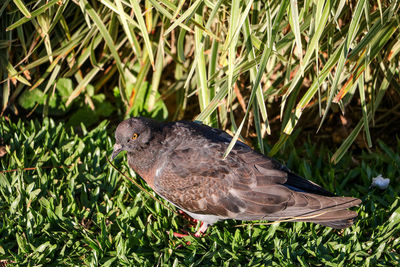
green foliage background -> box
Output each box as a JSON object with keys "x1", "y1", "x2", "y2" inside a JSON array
[
  {"x1": 1, "y1": 0, "x2": 400, "y2": 265},
  {"x1": 1, "y1": 0, "x2": 399, "y2": 160}
]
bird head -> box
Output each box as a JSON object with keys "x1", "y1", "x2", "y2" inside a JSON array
[{"x1": 111, "y1": 117, "x2": 156, "y2": 160}]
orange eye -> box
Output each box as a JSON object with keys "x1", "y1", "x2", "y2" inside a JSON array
[{"x1": 131, "y1": 133, "x2": 139, "y2": 140}]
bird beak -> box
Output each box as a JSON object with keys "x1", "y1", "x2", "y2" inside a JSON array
[{"x1": 111, "y1": 143, "x2": 123, "y2": 160}]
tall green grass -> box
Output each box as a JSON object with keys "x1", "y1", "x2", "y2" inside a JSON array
[{"x1": 1, "y1": 1, "x2": 400, "y2": 161}]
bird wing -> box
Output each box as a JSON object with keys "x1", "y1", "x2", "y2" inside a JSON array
[
  {"x1": 153, "y1": 123, "x2": 289, "y2": 218},
  {"x1": 153, "y1": 122, "x2": 360, "y2": 226}
]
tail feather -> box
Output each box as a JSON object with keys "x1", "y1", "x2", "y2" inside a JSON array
[
  {"x1": 292, "y1": 199, "x2": 361, "y2": 229},
  {"x1": 318, "y1": 219, "x2": 357, "y2": 229},
  {"x1": 264, "y1": 196, "x2": 361, "y2": 229},
  {"x1": 308, "y1": 210, "x2": 359, "y2": 229}
]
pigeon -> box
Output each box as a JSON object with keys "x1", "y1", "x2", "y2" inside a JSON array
[{"x1": 112, "y1": 117, "x2": 361, "y2": 236}]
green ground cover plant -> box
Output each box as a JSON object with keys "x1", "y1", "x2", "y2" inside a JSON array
[{"x1": 0, "y1": 118, "x2": 399, "y2": 265}]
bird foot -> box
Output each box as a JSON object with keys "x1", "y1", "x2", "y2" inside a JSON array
[
  {"x1": 177, "y1": 210, "x2": 198, "y2": 225},
  {"x1": 170, "y1": 222, "x2": 209, "y2": 239},
  {"x1": 171, "y1": 231, "x2": 189, "y2": 238},
  {"x1": 194, "y1": 222, "x2": 208, "y2": 237}
]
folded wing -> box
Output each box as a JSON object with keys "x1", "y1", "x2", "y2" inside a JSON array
[{"x1": 154, "y1": 123, "x2": 361, "y2": 228}]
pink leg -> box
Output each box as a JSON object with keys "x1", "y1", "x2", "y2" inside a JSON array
[
  {"x1": 194, "y1": 222, "x2": 208, "y2": 237},
  {"x1": 178, "y1": 210, "x2": 198, "y2": 224},
  {"x1": 171, "y1": 210, "x2": 208, "y2": 238},
  {"x1": 171, "y1": 221, "x2": 208, "y2": 238},
  {"x1": 172, "y1": 231, "x2": 189, "y2": 238}
]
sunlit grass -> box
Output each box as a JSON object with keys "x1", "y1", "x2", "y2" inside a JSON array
[{"x1": 0, "y1": 118, "x2": 399, "y2": 265}]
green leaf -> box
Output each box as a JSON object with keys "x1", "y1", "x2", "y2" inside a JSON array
[
  {"x1": 130, "y1": 82, "x2": 168, "y2": 121},
  {"x1": 18, "y1": 89, "x2": 45, "y2": 109},
  {"x1": 56, "y1": 78, "x2": 74, "y2": 101}
]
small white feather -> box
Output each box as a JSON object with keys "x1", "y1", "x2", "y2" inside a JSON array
[{"x1": 371, "y1": 174, "x2": 390, "y2": 190}]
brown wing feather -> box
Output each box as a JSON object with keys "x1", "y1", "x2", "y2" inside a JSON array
[
  {"x1": 153, "y1": 122, "x2": 360, "y2": 228},
  {"x1": 153, "y1": 124, "x2": 290, "y2": 219}
]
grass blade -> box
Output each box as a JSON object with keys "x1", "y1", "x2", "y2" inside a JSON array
[
  {"x1": 289, "y1": 0, "x2": 302, "y2": 67},
  {"x1": 318, "y1": 0, "x2": 366, "y2": 131},
  {"x1": 147, "y1": 0, "x2": 192, "y2": 32},
  {"x1": 164, "y1": 0, "x2": 201, "y2": 37},
  {"x1": 13, "y1": 0, "x2": 32, "y2": 18},
  {"x1": 148, "y1": 33, "x2": 164, "y2": 112},
  {"x1": 194, "y1": 7, "x2": 210, "y2": 124},
  {"x1": 7, "y1": 62, "x2": 31, "y2": 86},
  {"x1": 6, "y1": 0, "x2": 60, "y2": 31},
  {"x1": 331, "y1": 63, "x2": 395, "y2": 163},
  {"x1": 243, "y1": 17, "x2": 270, "y2": 133},
  {"x1": 82, "y1": 0, "x2": 127, "y2": 103},
  {"x1": 130, "y1": 0, "x2": 155, "y2": 69},
  {"x1": 281, "y1": 0, "x2": 330, "y2": 129},
  {"x1": 358, "y1": 72, "x2": 372, "y2": 147},
  {"x1": 333, "y1": 22, "x2": 397, "y2": 102},
  {"x1": 227, "y1": 0, "x2": 240, "y2": 108},
  {"x1": 66, "y1": 60, "x2": 103, "y2": 106},
  {"x1": 115, "y1": 0, "x2": 140, "y2": 57}
]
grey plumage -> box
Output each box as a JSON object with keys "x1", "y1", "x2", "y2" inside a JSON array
[{"x1": 112, "y1": 117, "x2": 361, "y2": 231}]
